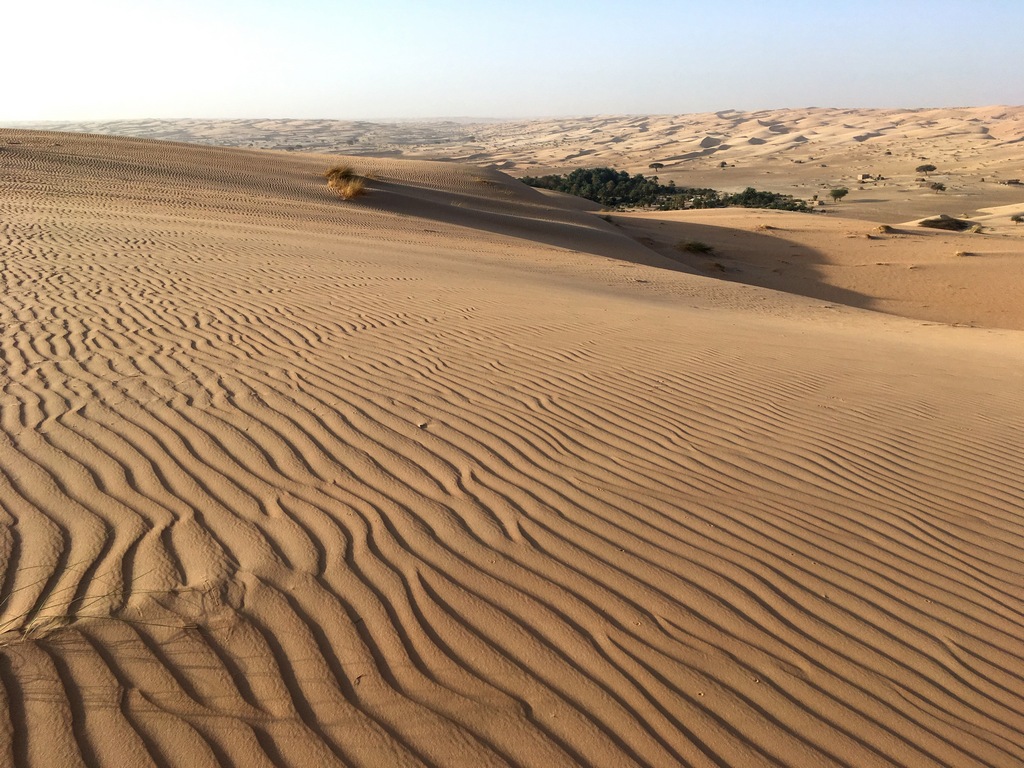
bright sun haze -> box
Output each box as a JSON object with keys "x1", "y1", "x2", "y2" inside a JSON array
[{"x1": 4, "y1": 0, "x2": 1022, "y2": 120}]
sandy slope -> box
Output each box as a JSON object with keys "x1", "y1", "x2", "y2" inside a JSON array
[
  {"x1": 609, "y1": 207, "x2": 1024, "y2": 330},
  {"x1": 1, "y1": 130, "x2": 1024, "y2": 767},
  {"x1": 11, "y1": 106, "x2": 1024, "y2": 223}
]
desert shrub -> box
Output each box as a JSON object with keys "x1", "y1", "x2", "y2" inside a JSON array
[
  {"x1": 916, "y1": 164, "x2": 937, "y2": 174},
  {"x1": 677, "y1": 240, "x2": 715, "y2": 254},
  {"x1": 930, "y1": 182, "x2": 946, "y2": 192},
  {"x1": 325, "y1": 165, "x2": 366, "y2": 200},
  {"x1": 331, "y1": 177, "x2": 366, "y2": 200},
  {"x1": 829, "y1": 187, "x2": 849, "y2": 203},
  {"x1": 325, "y1": 164, "x2": 356, "y2": 182},
  {"x1": 1011, "y1": 214, "x2": 1023, "y2": 224},
  {"x1": 877, "y1": 224, "x2": 895, "y2": 234},
  {"x1": 918, "y1": 215, "x2": 973, "y2": 231}
]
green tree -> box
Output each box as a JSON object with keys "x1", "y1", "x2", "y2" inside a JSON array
[
  {"x1": 519, "y1": 167, "x2": 810, "y2": 212},
  {"x1": 648, "y1": 162, "x2": 665, "y2": 172},
  {"x1": 830, "y1": 187, "x2": 849, "y2": 203},
  {"x1": 916, "y1": 164, "x2": 937, "y2": 175}
]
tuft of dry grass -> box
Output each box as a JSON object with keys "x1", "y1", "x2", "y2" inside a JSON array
[
  {"x1": 0, "y1": 565, "x2": 202, "y2": 646},
  {"x1": 325, "y1": 165, "x2": 366, "y2": 200},
  {"x1": 677, "y1": 239, "x2": 715, "y2": 254},
  {"x1": 332, "y1": 177, "x2": 366, "y2": 200},
  {"x1": 324, "y1": 164, "x2": 356, "y2": 182}
]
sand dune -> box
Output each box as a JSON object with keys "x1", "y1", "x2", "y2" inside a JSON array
[
  {"x1": 11, "y1": 106, "x2": 1024, "y2": 223},
  {"x1": 609, "y1": 207, "x2": 1024, "y2": 330},
  {"x1": 2, "y1": 129, "x2": 1024, "y2": 767}
]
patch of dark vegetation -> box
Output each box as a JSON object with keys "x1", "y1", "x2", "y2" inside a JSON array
[
  {"x1": 519, "y1": 167, "x2": 812, "y2": 212},
  {"x1": 917, "y1": 215, "x2": 974, "y2": 232},
  {"x1": 676, "y1": 240, "x2": 715, "y2": 254}
]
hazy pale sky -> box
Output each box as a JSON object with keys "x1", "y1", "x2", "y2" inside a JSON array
[{"x1": 5, "y1": 0, "x2": 1022, "y2": 121}]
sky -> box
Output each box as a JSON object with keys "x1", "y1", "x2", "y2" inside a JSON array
[{"x1": 4, "y1": 0, "x2": 1022, "y2": 121}]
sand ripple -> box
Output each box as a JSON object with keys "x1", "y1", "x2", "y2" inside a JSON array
[{"x1": 1, "y1": 130, "x2": 1023, "y2": 767}]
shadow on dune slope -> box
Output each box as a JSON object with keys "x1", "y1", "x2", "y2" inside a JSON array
[
  {"x1": 608, "y1": 215, "x2": 876, "y2": 312},
  {"x1": 353, "y1": 176, "x2": 694, "y2": 270}
]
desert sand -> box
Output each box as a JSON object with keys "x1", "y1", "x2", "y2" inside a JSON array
[
  {"x1": 1, "y1": 124, "x2": 1023, "y2": 767},
  {"x1": 13, "y1": 106, "x2": 1024, "y2": 223}
]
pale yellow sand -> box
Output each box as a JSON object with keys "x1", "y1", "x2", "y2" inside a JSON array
[
  {"x1": 1, "y1": 130, "x2": 1023, "y2": 767},
  {"x1": 15, "y1": 106, "x2": 1024, "y2": 224},
  {"x1": 611, "y1": 207, "x2": 1024, "y2": 330}
]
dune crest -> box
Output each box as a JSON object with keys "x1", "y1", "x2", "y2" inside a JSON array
[{"x1": 1, "y1": 130, "x2": 1023, "y2": 767}]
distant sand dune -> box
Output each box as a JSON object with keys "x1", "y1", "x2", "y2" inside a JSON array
[
  {"x1": 11, "y1": 105, "x2": 1024, "y2": 224},
  {"x1": 1, "y1": 130, "x2": 1023, "y2": 766}
]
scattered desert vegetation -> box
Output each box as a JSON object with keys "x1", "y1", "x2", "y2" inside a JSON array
[
  {"x1": 324, "y1": 164, "x2": 366, "y2": 200},
  {"x1": 0, "y1": 565, "x2": 201, "y2": 646},
  {"x1": 521, "y1": 167, "x2": 811, "y2": 211}
]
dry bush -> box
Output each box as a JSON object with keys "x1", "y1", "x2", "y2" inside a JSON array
[
  {"x1": 332, "y1": 177, "x2": 366, "y2": 200},
  {"x1": 877, "y1": 224, "x2": 895, "y2": 234},
  {"x1": 0, "y1": 565, "x2": 202, "y2": 646},
  {"x1": 324, "y1": 164, "x2": 356, "y2": 183},
  {"x1": 677, "y1": 239, "x2": 715, "y2": 254},
  {"x1": 325, "y1": 165, "x2": 366, "y2": 200}
]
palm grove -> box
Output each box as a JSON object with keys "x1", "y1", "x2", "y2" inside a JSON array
[{"x1": 519, "y1": 167, "x2": 814, "y2": 212}]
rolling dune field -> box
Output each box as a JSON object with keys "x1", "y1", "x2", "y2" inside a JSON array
[
  {"x1": 12, "y1": 106, "x2": 1024, "y2": 224},
  {"x1": 1, "y1": 129, "x2": 1023, "y2": 767}
]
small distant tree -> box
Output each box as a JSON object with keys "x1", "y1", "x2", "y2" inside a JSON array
[
  {"x1": 916, "y1": 164, "x2": 937, "y2": 175},
  {"x1": 930, "y1": 182, "x2": 946, "y2": 192},
  {"x1": 829, "y1": 187, "x2": 849, "y2": 203},
  {"x1": 719, "y1": 161, "x2": 728, "y2": 168},
  {"x1": 648, "y1": 162, "x2": 665, "y2": 172},
  {"x1": 1012, "y1": 214, "x2": 1024, "y2": 225}
]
